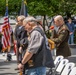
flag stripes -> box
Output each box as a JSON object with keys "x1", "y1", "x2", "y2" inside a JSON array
[{"x1": 1, "y1": 7, "x2": 11, "y2": 51}]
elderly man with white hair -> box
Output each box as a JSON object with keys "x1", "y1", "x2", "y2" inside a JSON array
[
  {"x1": 18, "y1": 16, "x2": 54, "y2": 75},
  {"x1": 50, "y1": 15, "x2": 71, "y2": 58},
  {"x1": 14, "y1": 15, "x2": 28, "y2": 63}
]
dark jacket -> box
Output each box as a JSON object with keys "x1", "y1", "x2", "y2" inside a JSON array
[
  {"x1": 66, "y1": 22, "x2": 75, "y2": 32},
  {"x1": 14, "y1": 25, "x2": 28, "y2": 63},
  {"x1": 14, "y1": 25, "x2": 27, "y2": 47}
]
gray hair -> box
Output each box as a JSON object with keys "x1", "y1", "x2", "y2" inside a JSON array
[
  {"x1": 54, "y1": 15, "x2": 65, "y2": 25},
  {"x1": 23, "y1": 16, "x2": 37, "y2": 24},
  {"x1": 54, "y1": 15, "x2": 64, "y2": 21},
  {"x1": 18, "y1": 15, "x2": 25, "y2": 21}
]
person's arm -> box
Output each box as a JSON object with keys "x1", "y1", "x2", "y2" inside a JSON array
[
  {"x1": 18, "y1": 30, "x2": 43, "y2": 69},
  {"x1": 51, "y1": 30, "x2": 69, "y2": 44},
  {"x1": 20, "y1": 27, "x2": 28, "y2": 39},
  {"x1": 51, "y1": 29, "x2": 58, "y2": 38},
  {"x1": 72, "y1": 23, "x2": 75, "y2": 32},
  {"x1": 21, "y1": 31, "x2": 43, "y2": 63},
  {"x1": 14, "y1": 26, "x2": 18, "y2": 40},
  {"x1": 18, "y1": 51, "x2": 33, "y2": 69},
  {"x1": 21, "y1": 51, "x2": 33, "y2": 64}
]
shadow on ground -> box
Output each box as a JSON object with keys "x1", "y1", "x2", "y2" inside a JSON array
[{"x1": 0, "y1": 73, "x2": 18, "y2": 75}]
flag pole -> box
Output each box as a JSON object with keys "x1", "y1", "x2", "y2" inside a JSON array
[
  {"x1": 2, "y1": 0, "x2": 11, "y2": 53},
  {"x1": 20, "y1": 0, "x2": 27, "y2": 16},
  {"x1": 24, "y1": 0, "x2": 27, "y2": 5},
  {"x1": 6, "y1": 0, "x2": 8, "y2": 6},
  {"x1": 24, "y1": 0, "x2": 27, "y2": 16},
  {"x1": 6, "y1": 0, "x2": 11, "y2": 53}
]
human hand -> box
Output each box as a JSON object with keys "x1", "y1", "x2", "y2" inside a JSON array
[
  {"x1": 70, "y1": 32, "x2": 73, "y2": 35},
  {"x1": 19, "y1": 47, "x2": 22, "y2": 53},
  {"x1": 18, "y1": 63, "x2": 24, "y2": 70},
  {"x1": 14, "y1": 40, "x2": 17, "y2": 44}
]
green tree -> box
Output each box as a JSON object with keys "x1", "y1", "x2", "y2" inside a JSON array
[
  {"x1": 0, "y1": 0, "x2": 76, "y2": 17},
  {"x1": 57, "y1": 0, "x2": 76, "y2": 17},
  {"x1": 0, "y1": 0, "x2": 6, "y2": 16},
  {"x1": 8, "y1": 0, "x2": 21, "y2": 16},
  {"x1": 27, "y1": 0, "x2": 76, "y2": 17},
  {"x1": 0, "y1": 0, "x2": 21, "y2": 16},
  {"x1": 0, "y1": 0, "x2": 76, "y2": 42}
]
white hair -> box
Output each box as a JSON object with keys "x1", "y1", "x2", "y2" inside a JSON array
[
  {"x1": 18, "y1": 15, "x2": 25, "y2": 21},
  {"x1": 23, "y1": 16, "x2": 37, "y2": 23},
  {"x1": 54, "y1": 15, "x2": 64, "y2": 21}
]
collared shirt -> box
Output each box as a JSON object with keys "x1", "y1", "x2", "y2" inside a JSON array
[
  {"x1": 19, "y1": 26, "x2": 23, "y2": 29},
  {"x1": 27, "y1": 30, "x2": 44, "y2": 54}
]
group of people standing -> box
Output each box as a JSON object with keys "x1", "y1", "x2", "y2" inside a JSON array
[
  {"x1": 14, "y1": 15, "x2": 54, "y2": 75},
  {"x1": 13, "y1": 15, "x2": 73, "y2": 75},
  {"x1": 0, "y1": 14, "x2": 74, "y2": 75}
]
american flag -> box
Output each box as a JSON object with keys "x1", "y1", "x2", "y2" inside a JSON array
[{"x1": 1, "y1": 7, "x2": 11, "y2": 52}]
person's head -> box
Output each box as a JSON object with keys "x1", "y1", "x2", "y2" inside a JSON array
[
  {"x1": 54, "y1": 15, "x2": 64, "y2": 27},
  {"x1": 17, "y1": 15, "x2": 25, "y2": 25},
  {"x1": 23, "y1": 16, "x2": 37, "y2": 32},
  {"x1": 67, "y1": 18, "x2": 72, "y2": 23}
]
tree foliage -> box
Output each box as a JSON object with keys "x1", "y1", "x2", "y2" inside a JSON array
[
  {"x1": 0, "y1": 0, "x2": 21, "y2": 16},
  {"x1": 8, "y1": 0, "x2": 21, "y2": 15},
  {"x1": 27, "y1": 0, "x2": 76, "y2": 17},
  {"x1": 27, "y1": 0, "x2": 61, "y2": 16},
  {"x1": 0, "y1": 0, "x2": 6, "y2": 16},
  {"x1": 0, "y1": 0, "x2": 76, "y2": 17},
  {"x1": 0, "y1": 0, "x2": 76, "y2": 42}
]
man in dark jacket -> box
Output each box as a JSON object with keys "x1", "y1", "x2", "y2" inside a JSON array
[{"x1": 14, "y1": 15, "x2": 28, "y2": 63}]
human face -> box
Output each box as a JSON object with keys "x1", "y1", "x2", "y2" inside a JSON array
[
  {"x1": 68, "y1": 18, "x2": 72, "y2": 23},
  {"x1": 54, "y1": 19, "x2": 60, "y2": 27},
  {"x1": 23, "y1": 22, "x2": 32, "y2": 32},
  {"x1": 17, "y1": 18, "x2": 22, "y2": 25}
]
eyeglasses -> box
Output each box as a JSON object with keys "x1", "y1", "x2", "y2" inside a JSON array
[
  {"x1": 26, "y1": 22, "x2": 31, "y2": 26},
  {"x1": 23, "y1": 22, "x2": 31, "y2": 27},
  {"x1": 16, "y1": 19, "x2": 22, "y2": 22},
  {"x1": 17, "y1": 20, "x2": 21, "y2": 22}
]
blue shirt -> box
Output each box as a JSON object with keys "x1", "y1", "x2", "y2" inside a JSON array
[{"x1": 66, "y1": 22, "x2": 75, "y2": 32}]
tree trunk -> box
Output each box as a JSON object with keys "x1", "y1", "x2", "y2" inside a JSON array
[
  {"x1": 66, "y1": 12, "x2": 71, "y2": 18},
  {"x1": 42, "y1": 15, "x2": 50, "y2": 38}
]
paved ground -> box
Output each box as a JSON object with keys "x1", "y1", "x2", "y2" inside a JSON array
[
  {"x1": 0, "y1": 45, "x2": 76, "y2": 75},
  {"x1": 0, "y1": 53, "x2": 19, "y2": 75},
  {"x1": 68, "y1": 47, "x2": 76, "y2": 64}
]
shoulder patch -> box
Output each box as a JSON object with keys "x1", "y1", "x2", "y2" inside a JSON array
[
  {"x1": 62, "y1": 26, "x2": 66, "y2": 30},
  {"x1": 62, "y1": 30, "x2": 65, "y2": 33}
]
